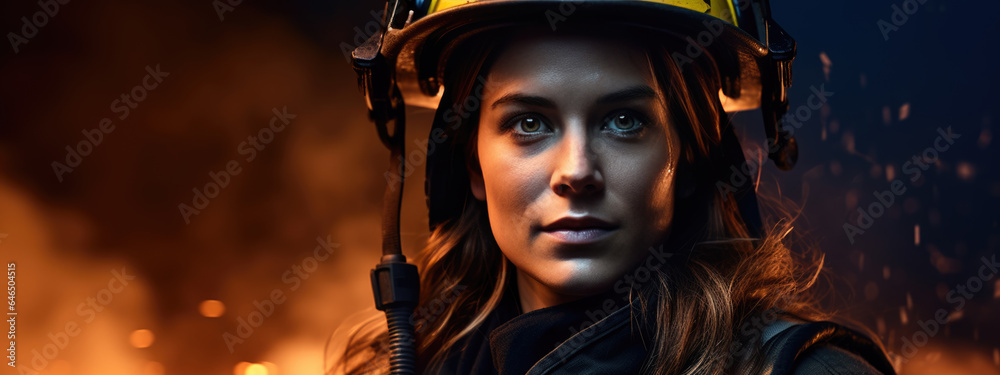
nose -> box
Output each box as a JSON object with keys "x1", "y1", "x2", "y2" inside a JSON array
[{"x1": 551, "y1": 124, "x2": 604, "y2": 197}]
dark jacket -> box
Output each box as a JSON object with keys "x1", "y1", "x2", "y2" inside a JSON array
[{"x1": 436, "y1": 289, "x2": 893, "y2": 374}]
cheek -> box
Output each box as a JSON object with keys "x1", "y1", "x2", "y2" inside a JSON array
[
  {"x1": 478, "y1": 143, "x2": 550, "y2": 235},
  {"x1": 608, "y1": 144, "x2": 676, "y2": 229}
]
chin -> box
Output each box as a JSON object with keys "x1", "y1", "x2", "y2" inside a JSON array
[{"x1": 539, "y1": 261, "x2": 623, "y2": 297}]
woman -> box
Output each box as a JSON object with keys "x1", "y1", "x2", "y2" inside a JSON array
[{"x1": 334, "y1": 1, "x2": 896, "y2": 374}]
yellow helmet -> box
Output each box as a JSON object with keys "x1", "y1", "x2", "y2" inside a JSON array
[{"x1": 353, "y1": 0, "x2": 798, "y2": 170}]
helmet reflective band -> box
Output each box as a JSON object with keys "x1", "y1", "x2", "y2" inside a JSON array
[{"x1": 427, "y1": 0, "x2": 740, "y2": 27}]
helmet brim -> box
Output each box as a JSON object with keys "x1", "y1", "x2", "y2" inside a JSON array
[{"x1": 380, "y1": 0, "x2": 772, "y2": 112}]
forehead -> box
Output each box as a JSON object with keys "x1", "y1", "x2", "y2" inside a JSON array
[{"x1": 483, "y1": 33, "x2": 657, "y2": 100}]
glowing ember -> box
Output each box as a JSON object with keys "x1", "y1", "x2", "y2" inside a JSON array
[
  {"x1": 819, "y1": 52, "x2": 832, "y2": 81},
  {"x1": 845, "y1": 188, "x2": 857, "y2": 209},
  {"x1": 980, "y1": 128, "x2": 992, "y2": 149},
  {"x1": 925, "y1": 351, "x2": 942, "y2": 363},
  {"x1": 842, "y1": 131, "x2": 855, "y2": 153},
  {"x1": 899, "y1": 103, "x2": 910, "y2": 121},
  {"x1": 929, "y1": 246, "x2": 961, "y2": 274},
  {"x1": 914, "y1": 224, "x2": 920, "y2": 246},
  {"x1": 235, "y1": 362, "x2": 252, "y2": 375},
  {"x1": 886, "y1": 164, "x2": 896, "y2": 181},
  {"x1": 130, "y1": 329, "x2": 155, "y2": 348},
  {"x1": 947, "y1": 310, "x2": 964, "y2": 323},
  {"x1": 246, "y1": 363, "x2": 269, "y2": 375},
  {"x1": 199, "y1": 299, "x2": 226, "y2": 318},
  {"x1": 899, "y1": 306, "x2": 908, "y2": 325},
  {"x1": 870, "y1": 164, "x2": 883, "y2": 179},
  {"x1": 956, "y1": 162, "x2": 975, "y2": 181}
]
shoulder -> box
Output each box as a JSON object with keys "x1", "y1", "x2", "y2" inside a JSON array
[
  {"x1": 792, "y1": 344, "x2": 885, "y2": 375},
  {"x1": 761, "y1": 317, "x2": 895, "y2": 375}
]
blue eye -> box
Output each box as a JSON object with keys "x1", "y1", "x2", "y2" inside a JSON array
[
  {"x1": 608, "y1": 113, "x2": 640, "y2": 131},
  {"x1": 603, "y1": 110, "x2": 648, "y2": 135}
]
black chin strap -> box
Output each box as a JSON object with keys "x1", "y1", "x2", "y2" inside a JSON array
[
  {"x1": 368, "y1": 90, "x2": 421, "y2": 375},
  {"x1": 352, "y1": 6, "x2": 422, "y2": 370}
]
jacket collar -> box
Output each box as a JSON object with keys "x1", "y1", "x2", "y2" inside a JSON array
[
  {"x1": 436, "y1": 284, "x2": 656, "y2": 375},
  {"x1": 479, "y1": 288, "x2": 652, "y2": 375}
]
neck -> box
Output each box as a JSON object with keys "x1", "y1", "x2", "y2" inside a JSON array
[{"x1": 515, "y1": 270, "x2": 581, "y2": 313}]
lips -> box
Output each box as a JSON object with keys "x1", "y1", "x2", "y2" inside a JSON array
[
  {"x1": 540, "y1": 216, "x2": 617, "y2": 232},
  {"x1": 539, "y1": 216, "x2": 618, "y2": 244}
]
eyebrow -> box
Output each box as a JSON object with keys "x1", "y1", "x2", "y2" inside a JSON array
[{"x1": 489, "y1": 85, "x2": 657, "y2": 110}]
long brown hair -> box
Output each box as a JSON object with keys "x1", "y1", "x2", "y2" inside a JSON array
[{"x1": 330, "y1": 27, "x2": 872, "y2": 375}]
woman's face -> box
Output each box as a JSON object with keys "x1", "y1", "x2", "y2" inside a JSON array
[{"x1": 470, "y1": 33, "x2": 682, "y2": 311}]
